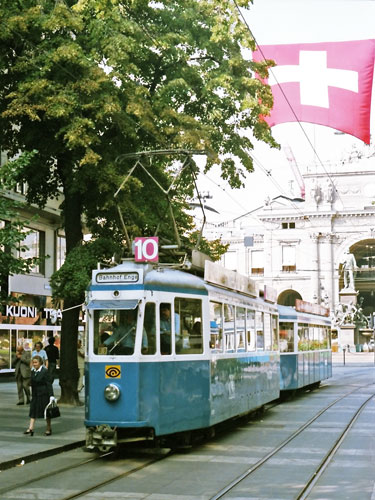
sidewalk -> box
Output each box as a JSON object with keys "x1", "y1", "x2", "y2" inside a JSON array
[
  {"x1": 0, "y1": 379, "x2": 85, "y2": 471},
  {"x1": 332, "y1": 350, "x2": 375, "y2": 366}
]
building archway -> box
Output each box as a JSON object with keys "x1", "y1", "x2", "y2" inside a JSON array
[{"x1": 277, "y1": 289, "x2": 302, "y2": 307}]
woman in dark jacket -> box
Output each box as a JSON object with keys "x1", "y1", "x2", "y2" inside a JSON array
[{"x1": 24, "y1": 355, "x2": 55, "y2": 436}]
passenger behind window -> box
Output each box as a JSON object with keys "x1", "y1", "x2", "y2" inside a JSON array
[
  {"x1": 160, "y1": 304, "x2": 180, "y2": 354},
  {"x1": 190, "y1": 321, "x2": 202, "y2": 351}
]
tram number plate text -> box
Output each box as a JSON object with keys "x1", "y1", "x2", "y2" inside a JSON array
[{"x1": 134, "y1": 236, "x2": 159, "y2": 262}]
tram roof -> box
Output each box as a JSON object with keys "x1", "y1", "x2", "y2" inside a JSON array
[
  {"x1": 93, "y1": 261, "x2": 208, "y2": 294},
  {"x1": 92, "y1": 261, "x2": 271, "y2": 303},
  {"x1": 144, "y1": 267, "x2": 207, "y2": 293},
  {"x1": 278, "y1": 305, "x2": 331, "y2": 325}
]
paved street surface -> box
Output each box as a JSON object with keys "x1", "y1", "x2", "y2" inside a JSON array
[
  {"x1": 0, "y1": 353, "x2": 373, "y2": 471},
  {"x1": 0, "y1": 377, "x2": 85, "y2": 471}
]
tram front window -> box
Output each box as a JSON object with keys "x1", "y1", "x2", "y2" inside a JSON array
[{"x1": 94, "y1": 307, "x2": 147, "y2": 355}]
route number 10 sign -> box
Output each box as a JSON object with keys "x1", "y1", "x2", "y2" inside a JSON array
[{"x1": 134, "y1": 237, "x2": 159, "y2": 262}]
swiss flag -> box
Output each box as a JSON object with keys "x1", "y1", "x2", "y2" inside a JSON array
[{"x1": 253, "y1": 40, "x2": 375, "y2": 144}]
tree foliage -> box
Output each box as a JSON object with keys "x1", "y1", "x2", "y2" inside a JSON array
[{"x1": 0, "y1": 0, "x2": 276, "y2": 403}]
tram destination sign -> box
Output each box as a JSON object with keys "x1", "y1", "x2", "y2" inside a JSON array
[
  {"x1": 295, "y1": 299, "x2": 330, "y2": 317},
  {"x1": 204, "y1": 260, "x2": 258, "y2": 297},
  {"x1": 96, "y1": 272, "x2": 139, "y2": 284}
]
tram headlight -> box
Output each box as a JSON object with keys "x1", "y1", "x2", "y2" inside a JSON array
[{"x1": 104, "y1": 383, "x2": 120, "y2": 402}]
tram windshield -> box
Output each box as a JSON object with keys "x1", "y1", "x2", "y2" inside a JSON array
[{"x1": 93, "y1": 306, "x2": 147, "y2": 356}]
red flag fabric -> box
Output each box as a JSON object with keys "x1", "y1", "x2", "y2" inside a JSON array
[{"x1": 253, "y1": 40, "x2": 375, "y2": 144}]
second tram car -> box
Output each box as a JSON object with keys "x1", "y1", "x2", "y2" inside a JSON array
[
  {"x1": 84, "y1": 259, "x2": 331, "y2": 451},
  {"x1": 278, "y1": 303, "x2": 332, "y2": 391}
]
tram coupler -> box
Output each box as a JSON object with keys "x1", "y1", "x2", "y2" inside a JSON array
[{"x1": 86, "y1": 425, "x2": 117, "y2": 452}]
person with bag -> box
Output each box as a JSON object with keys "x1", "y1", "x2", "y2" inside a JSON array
[{"x1": 23, "y1": 355, "x2": 56, "y2": 436}]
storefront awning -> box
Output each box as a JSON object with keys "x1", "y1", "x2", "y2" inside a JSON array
[{"x1": 86, "y1": 300, "x2": 139, "y2": 310}]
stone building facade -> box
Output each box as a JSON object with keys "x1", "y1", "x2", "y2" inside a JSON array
[
  {"x1": 208, "y1": 155, "x2": 375, "y2": 346},
  {"x1": 0, "y1": 153, "x2": 66, "y2": 372}
]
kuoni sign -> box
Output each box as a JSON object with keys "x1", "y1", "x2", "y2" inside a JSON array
[{"x1": 134, "y1": 237, "x2": 159, "y2": 262}]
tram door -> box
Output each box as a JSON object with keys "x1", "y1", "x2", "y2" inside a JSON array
[{"x1": 157, "y1": 297, "x2": 209, "y2": 434}]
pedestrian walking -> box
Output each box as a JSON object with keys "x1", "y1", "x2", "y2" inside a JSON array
[
  {"x1": 77, "y1": 339, "x2": 85, "y2": 392},
  {"x1": 45, "y1": 336, "x2": 59, "y2": 383},
  {"x1": 24, "y1": 355, "x2": 55, "y2": 436},
  {"x1": 13, "y1": 346, "x2": 31, "y2": 405}
]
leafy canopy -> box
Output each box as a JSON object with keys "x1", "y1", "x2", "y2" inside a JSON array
[
  {"x1": 0, "y1": 0, "x2": 276, "y2": 401},
  {"x1": 0, "y1": 0, "x2": 276, "y2": 293}
]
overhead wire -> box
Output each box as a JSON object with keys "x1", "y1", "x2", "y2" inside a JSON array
[{"x1": 232, "y1": 0, "x2": 348, "y2": 210}]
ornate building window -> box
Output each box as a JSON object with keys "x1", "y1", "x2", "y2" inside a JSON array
[
  {"x1": 56, "y1": 232, "x2": 66, "y2": 271},
  {"x1": 250, "y1": 249, "x2": 264, "y2": 275},
  {"x1": 18, "y1": 228, "x2": 45, "y2": 275},
  {"x1": 282, "y1": 244, "x2": 296, "y2": 272}
]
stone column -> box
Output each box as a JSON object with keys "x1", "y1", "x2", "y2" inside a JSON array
[{"x1": 310, "y1": 233, "x2": 321, "y2": 303}]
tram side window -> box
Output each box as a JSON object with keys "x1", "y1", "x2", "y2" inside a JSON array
[
  {"x1": 174, "y1": 298, "x2": 203, "y2": 354},
  {"x1": 279, "y1": 322, "x2": 294, "y2": 352},
  {"x1": 312, "y1": 325, "x2": 324, "y2": 350},
  {"x1": 298, "y1": 323, "x2": 309, "y2": 351},
  {"x1": 326, "y1": 327, "x2": 331, "y2": 348},
  {"x1": 94, "y1": 307, "x2": 144, "y2": 355},
  {"x1": 272, "y1": 314, "x2": 279, "y2": 351},
  {"x1": 210, "y1": 301, "x2": 223, "y2": 352},
  {"x1": 160, "y1": 303, "x2": 173, "y2": 355},
  {"x1": 246, "y1": 309, "x2": 256, "y2": 351},
  {"x1": 143, "y1": 303, "x2": 156, "y2": 355},
  {"x1": 308, "y1": 325, "x2": 315, "y2": 350},
  {"x1": 319, "y1": 325, "x2": 329, "y2": 349},
  {"x1": 264, "y1": 313, "x2": 272, "y2": 350},
  {"x1": 224, "y1": 304, "x2": 235, "y2": 351},
  {"x1": 236, "y1": 307, "x2": 246, "y2": 351},
  {"x1": 256, "y1": 311, "x2": 264, "y2": 350}
]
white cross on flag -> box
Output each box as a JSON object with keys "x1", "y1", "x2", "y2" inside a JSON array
[{"x1": 253, "y1": 40, "x2": 375, "y2": 144}]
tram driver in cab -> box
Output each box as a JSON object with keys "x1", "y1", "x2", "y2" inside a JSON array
[{"x1": 103, "y1": 309, "x2": 148, "y2": 355}]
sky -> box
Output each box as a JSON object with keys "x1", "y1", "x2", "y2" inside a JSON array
[{"x1": 195, "y1": 0, "x2": 375, "y2": 225}]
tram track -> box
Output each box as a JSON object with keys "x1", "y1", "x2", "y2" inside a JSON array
[
  {"x1": 2, "y1": 382, "x2": 374, "y2": 500},
  {"x1": 59, "y1": 450, "x2": 172, "y2": 500},
  {"x1": 210, "y1": 382, "x2": 375, "y2": 500},
  {"x1": 296, "y1": 392, "x2": 375, "y2": 500},
  {"x1": 0, "y1": 445, "x2": 173, "y2": 500},
  {"x1": 0, "y1": 450, "x2": 114, "y2": 498}
]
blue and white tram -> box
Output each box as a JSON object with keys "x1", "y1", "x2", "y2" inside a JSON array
[
  {"x1": 278, "y1": 303, "x2": 332, "y2": 391},
  {"x1": 84, "y1": 260, "x2": 280, "y2": 451}
]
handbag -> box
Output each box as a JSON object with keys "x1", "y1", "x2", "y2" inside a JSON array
[{"x1": 44, "y1": 400, "x2": 61, "y2": 419}]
